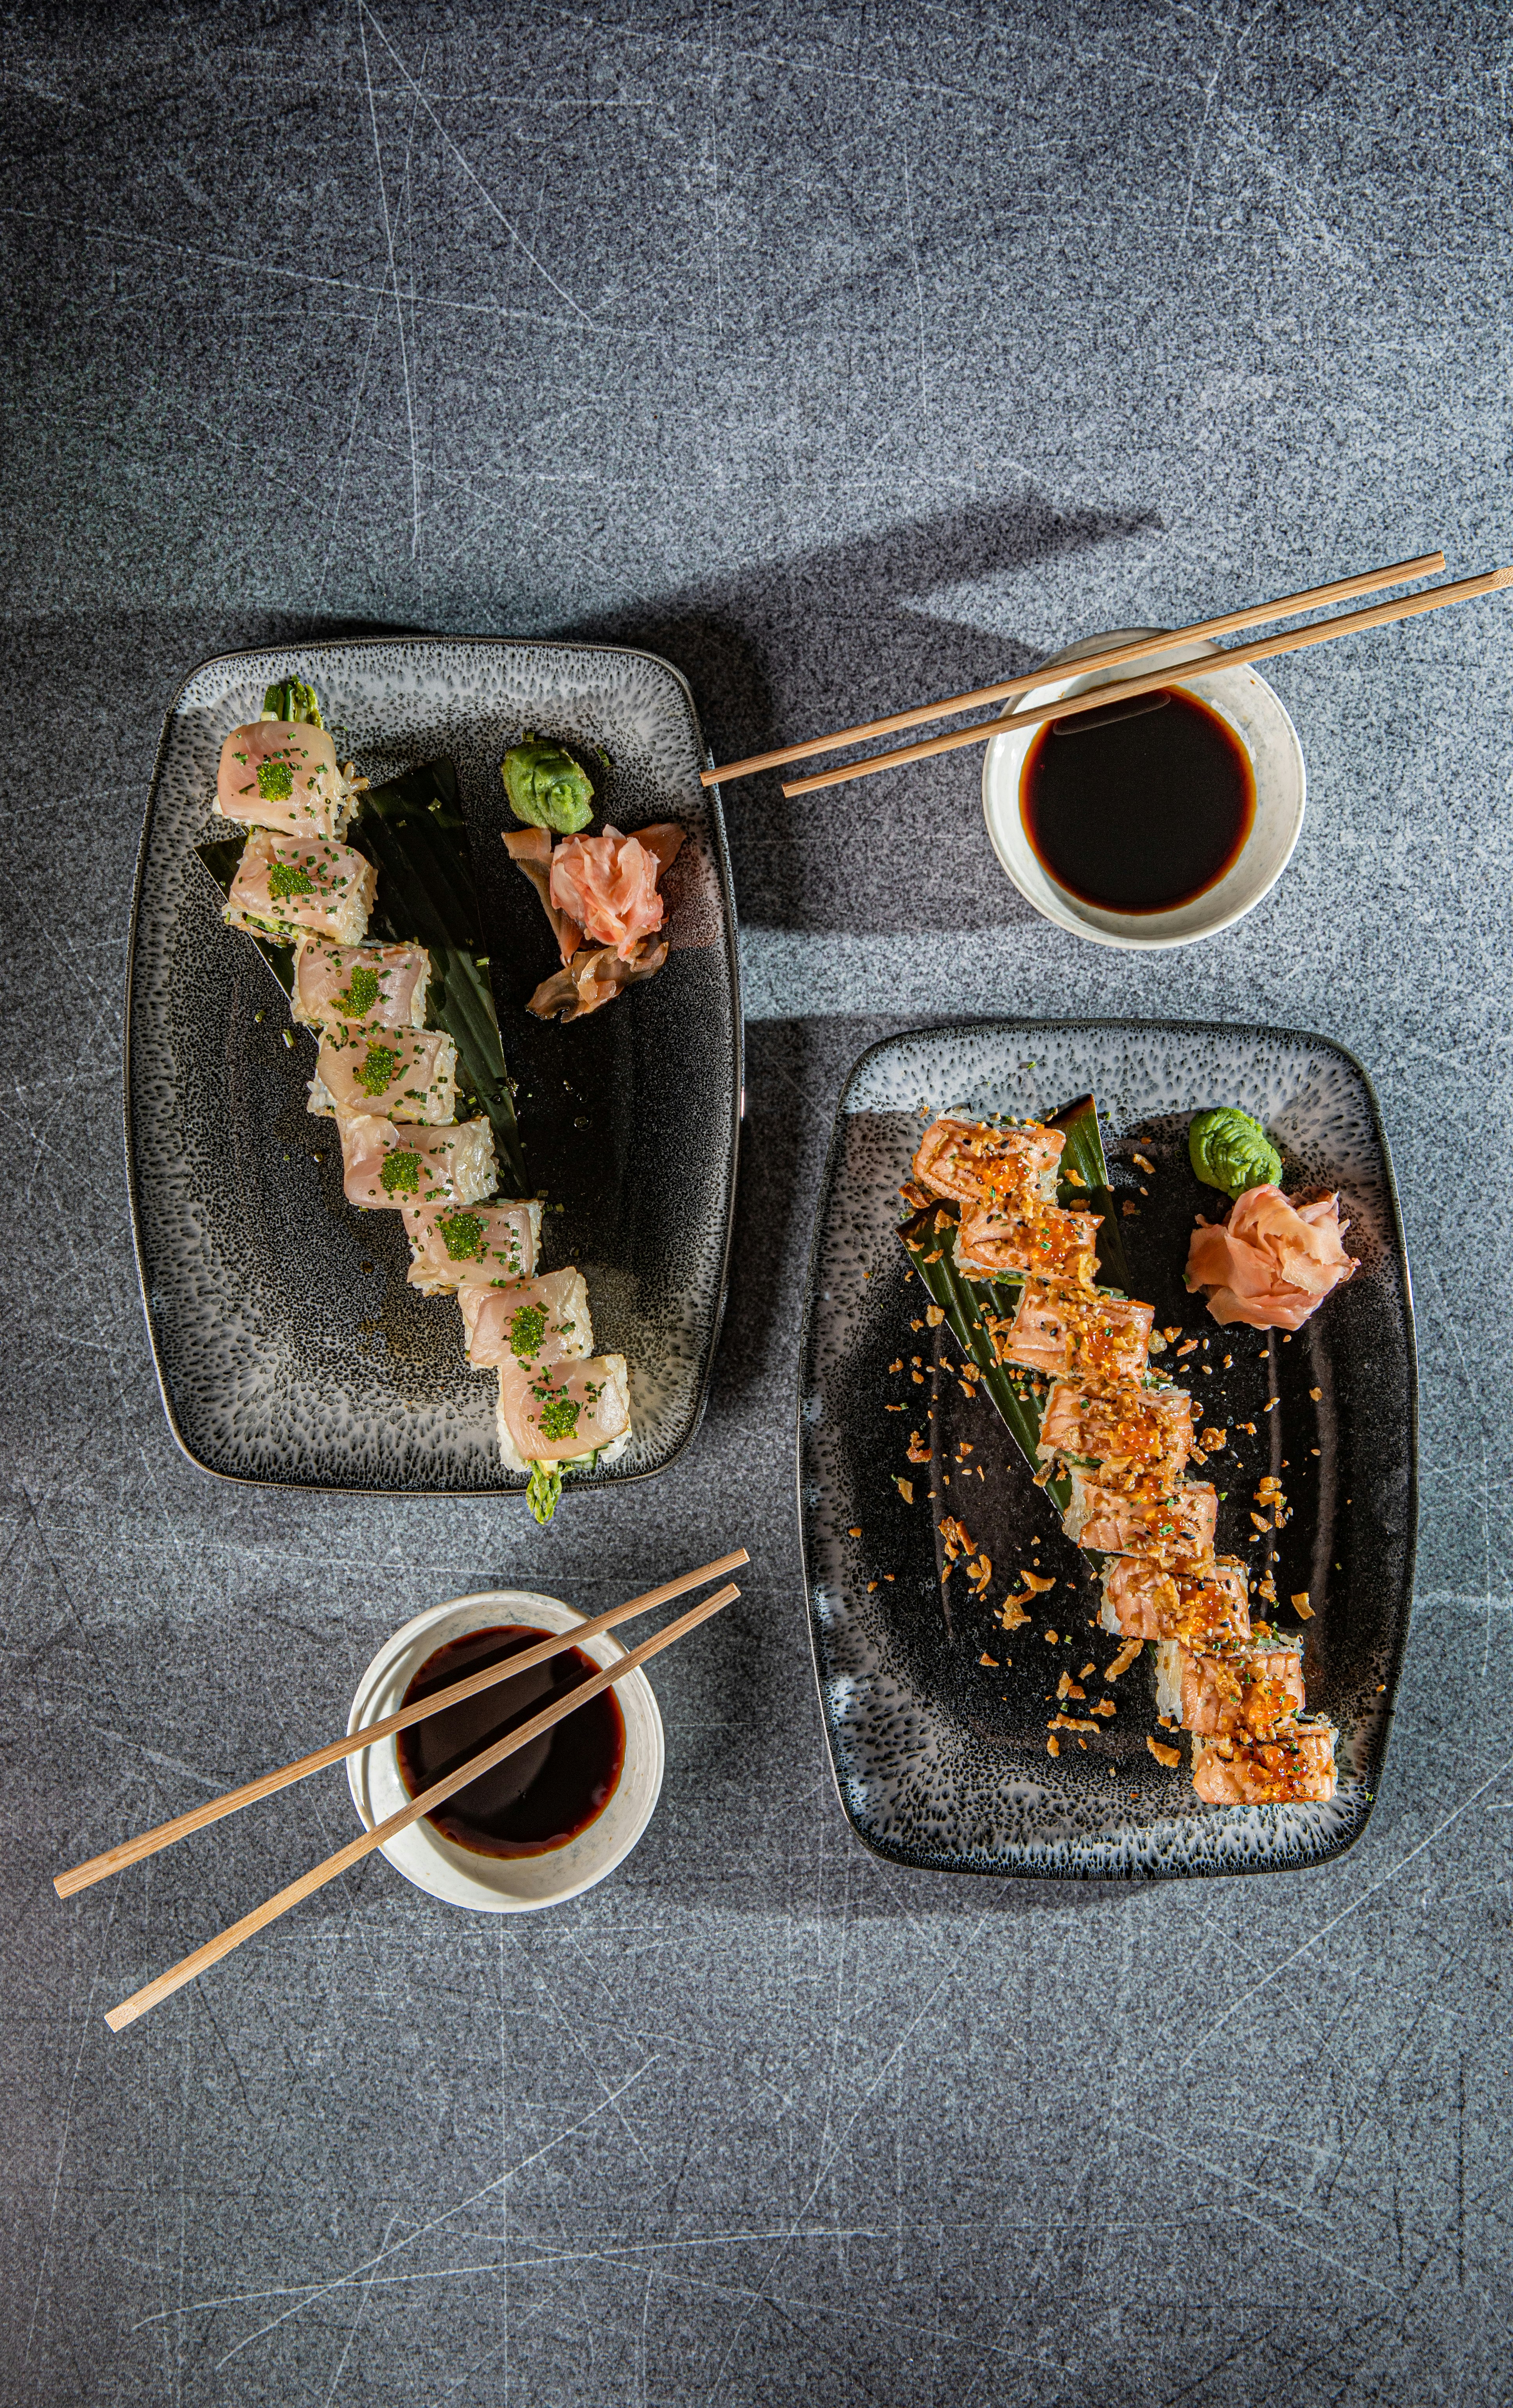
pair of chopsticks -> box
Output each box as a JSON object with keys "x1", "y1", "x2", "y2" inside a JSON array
[
  {"x1": 56, "y1": 1549, "x2": 748, "y2": 2033},
  {"x1": 702, "y1": 548, "x2": 1513, "y2": 798}
]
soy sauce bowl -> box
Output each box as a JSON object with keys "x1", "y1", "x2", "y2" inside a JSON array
[
  {"x1": 346, "y1": 1588, "x2": 665, "y2": 1914},
  {"x1": 981, "y1": 628, "x2": 1306, "y2": 949}
]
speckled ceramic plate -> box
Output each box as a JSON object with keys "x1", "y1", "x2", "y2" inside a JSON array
[
  {"x1": 126, "y1": 640, "x2": 741, "y2": 1493},
  {"x1": 798, "y1": 1020, "x2": 1417, "y2": 1880}
]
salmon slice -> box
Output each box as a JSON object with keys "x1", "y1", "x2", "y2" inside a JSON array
[
  {"x1": 1100, "y1": 1556, "x2": 1251, "y2": 1646},
  {"x1": 1191, "y1": 1723, "x2": 1337, "y2": 1803},
  {"x1": 1037, "y1": 1380, "x2": 1195, "y2": 1484},
  {"x1": 995, "y1": 1280, "x2": 1154, "y2": 1383},
  {"x1": 913, "y1": 1117, "x2": 1064, "y2": 1210},
  {"x1": 1064, "y1": 1474, "x2": 1217, "y2": 1561},
  {"x1": 956, "y1": 1203, "x2": 1101, "y2": 1284},
  {"x1": 1154, "y1": 1635, "x2": 1305, "y2": 1736}
]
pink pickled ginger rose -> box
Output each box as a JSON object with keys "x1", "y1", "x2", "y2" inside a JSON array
[
  {"x1": 548, "y1": 827, "x2": 665, "y2": 962},
  {"x1": 1185, "y1": 1183, "x2": 1356, "y2": 1331}
]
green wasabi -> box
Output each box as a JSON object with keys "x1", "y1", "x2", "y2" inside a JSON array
[
  {"x1": 1188, "y1": 1106, "x2": 1282, "y2": 1200},
  {"x1": 501, "y1": 736, "x2": 594, "y2": 835}
]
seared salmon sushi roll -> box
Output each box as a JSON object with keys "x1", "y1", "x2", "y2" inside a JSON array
[
  {"x1": 1101, "y1": 1555, "x2": 1250, "y2": 1647},
  {"x1": 956, "y1": 1202, "x2": 1101, "y2": 1285},
  {"x1": 1064, "y1": 1473, "x2": 1217, "y2": 1563},
  {"x1": 995, "y1": 1280, "x2": 1154, "y2": 1384},
  {"x1": 459, "y1": 1269, "x2": 591, "y2": 1371},
  {"x1": 337, "y1": 1111, "x2": 497, "y2": 1210},
  {"x1": 1037, "y1": 1379, "x2": 1195, "y2": 1486},
  {"x1": 1191, "y1": 1719, "x2": 1337, "y2": 1804},
  {"x1": 496, "y1": 1353, "x2": 631, "y2": 1469},
  {"x1": 291, "y1": 939, "x2": 431, "y2": 1034},
  {"x1": 224, "y1": 828, "x2": 376, "y2": 946},
  {"x1": 1154, "y1": 1629, "x2": 1305, "y2": 1736},
  {"x1": 913, "y1": 1117, "x2": 1064, "y2": 1210},
  {"x1": 308, "y1": 1025, "x2": 458, "y2": 1124},
  {"x1": 403, "y1": 1199, "x2": 541, "y2": 1295}
]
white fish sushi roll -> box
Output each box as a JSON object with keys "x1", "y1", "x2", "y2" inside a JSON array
[
  {"x1": 402, "y1": 1199, "x2": 541, "y2": 1295},
  {"x1": 224, "y1": 828, "x2": 376, "y2": 946},
  {"x1": 496, "y1": 1353, "x2": 631, "y2": 1470},
  {"x1": 459, "y1": 1269, "x2": 591, "y2": 1371},
  {"x1": 307, "y1": 1026, "x2": 458, "y2": 1124},
  {"x1": 1191, "y1": 1719, "x2": 1337, "y2": 1804},
  {"x1": 337, "y1": 1111, "x2": 497, "y2": 1210},
  {"x1": 291, "y1": 939, "x2": 431, "y2": 1034},
  {"x1": 216, "y1": 717, "x2": 363, "y2": 839},
  {"x1": 1153, "y1": 1630, "x2": 1305, "y2": 1735}
]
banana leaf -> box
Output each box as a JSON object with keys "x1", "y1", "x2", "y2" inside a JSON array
[{"x1": 194, "y1": 756, "x2": 526, "y2": 1195}]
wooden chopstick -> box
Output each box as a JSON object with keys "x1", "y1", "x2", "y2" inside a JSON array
[
  {"x1": 104, "y1": 1578, "x2": 742, "y2": 2033},
  {"x1": 56, "y1": 1548, "x2": 748, "y2": 1900},
  {"x1": 700, "y1": 549, "x2": 1446, "y2": 788},
  {"x1": 780, "y1": 562, "x2": 1513, "y2": 798}
]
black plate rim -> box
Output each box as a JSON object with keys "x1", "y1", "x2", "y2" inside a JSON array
[
  {"x1": 796, "y1": 1012, "x2": 1419, "y2": 1883},
  {"x1": 123, "y1": 635, "x2": 743, "y2": 1496}
]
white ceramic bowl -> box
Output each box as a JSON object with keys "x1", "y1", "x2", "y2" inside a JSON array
[
  {"x1": 346, "y1": 1588, "x2": 665, "y2": 1913},
  {"x1": 981, "y1": 628, "x2": 1306, "y2": 949}
]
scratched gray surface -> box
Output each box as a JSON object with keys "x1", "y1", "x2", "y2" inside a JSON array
[{"x1": 3, "y1": 4, "x2": 1511, "y2": 2403}]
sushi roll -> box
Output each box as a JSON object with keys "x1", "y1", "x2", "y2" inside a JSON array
[
  {"x1": 337, "y1": 1110, "x2": 497, "y2": 1210},
  {"x1": 458, "y1": 1269, "x2": 591, "y2": 1370},
  {"x1": 1063, "y1": 1473, "x2": 1217, "y2": 1563},
  {"x1": 291, "y1": 939, "x2": 431, "y2": 1034},
  {"x1": 496, "y1": 1353, "x2": 631, "y2": 1470},
  {"x1": 956, "y1": 1202, "x2": 1102, "y2": 1285},
  {"x1": 307, "y1": 1025, "x2": 458, "y2": 1124},
  {"x1": 1191, "y1": 1719, "x2": 1337, "y2": 1804},
  {"x1": 223, "y1": 828, "x2": 376, "y2": 946},
  {"x1": 403, "y1": 1199, "x2": 542, "y2": 1296},
  {"x1": 913, "y1": 1117, "x2": 1064, "y2": 1210},
  {"x1": 1100, "y1": 1555, "x2": 1250, "y2": 1647},
  {"x1": 215, "y1": 716, "x2": 363, "y2": 839},
  {"x1": 1037, "y1": 1379, "x2": 1195, "y2": 1485},
  {"x1": 996, "y1": 1279, "x2": 1154, "y2": 1384},
  {"x1": 1153, "y1": 1629, "x2": 1305, "y2": 1736}
]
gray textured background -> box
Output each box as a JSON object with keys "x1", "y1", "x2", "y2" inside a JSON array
[{"x1": 4, "y1": 4, "x2": 1511, "y2": 2402}]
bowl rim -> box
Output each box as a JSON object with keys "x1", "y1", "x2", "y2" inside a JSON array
[
  {"x1": 345, "y1": 1585, "x2": 665, "y2": 1913},
  {"x1": 980, "y1": 625, "x2": 1307, "y2": 951}
]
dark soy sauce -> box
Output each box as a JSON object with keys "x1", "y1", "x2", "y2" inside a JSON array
[
  {"x1": 1020, "y1": 687, "x2": 1255, "y2": 913},
  {"x1": 397, "y1": 1624, "x2": 625, "y2": 1858}
]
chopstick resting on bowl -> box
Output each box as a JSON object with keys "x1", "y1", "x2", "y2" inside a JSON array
[
  {"x1": 700, "y1": 548, "x2": 1446, "y2": 788},
  {"x1": 55, "y1": 1548, "x2": 749, "y2": 1901},
  {"x1": 102, "y1": 1576, "x2": 743, "y2": 2033},
  {"x1": 780, "y1": 561, "x2": 1513, "y2": 798}
]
